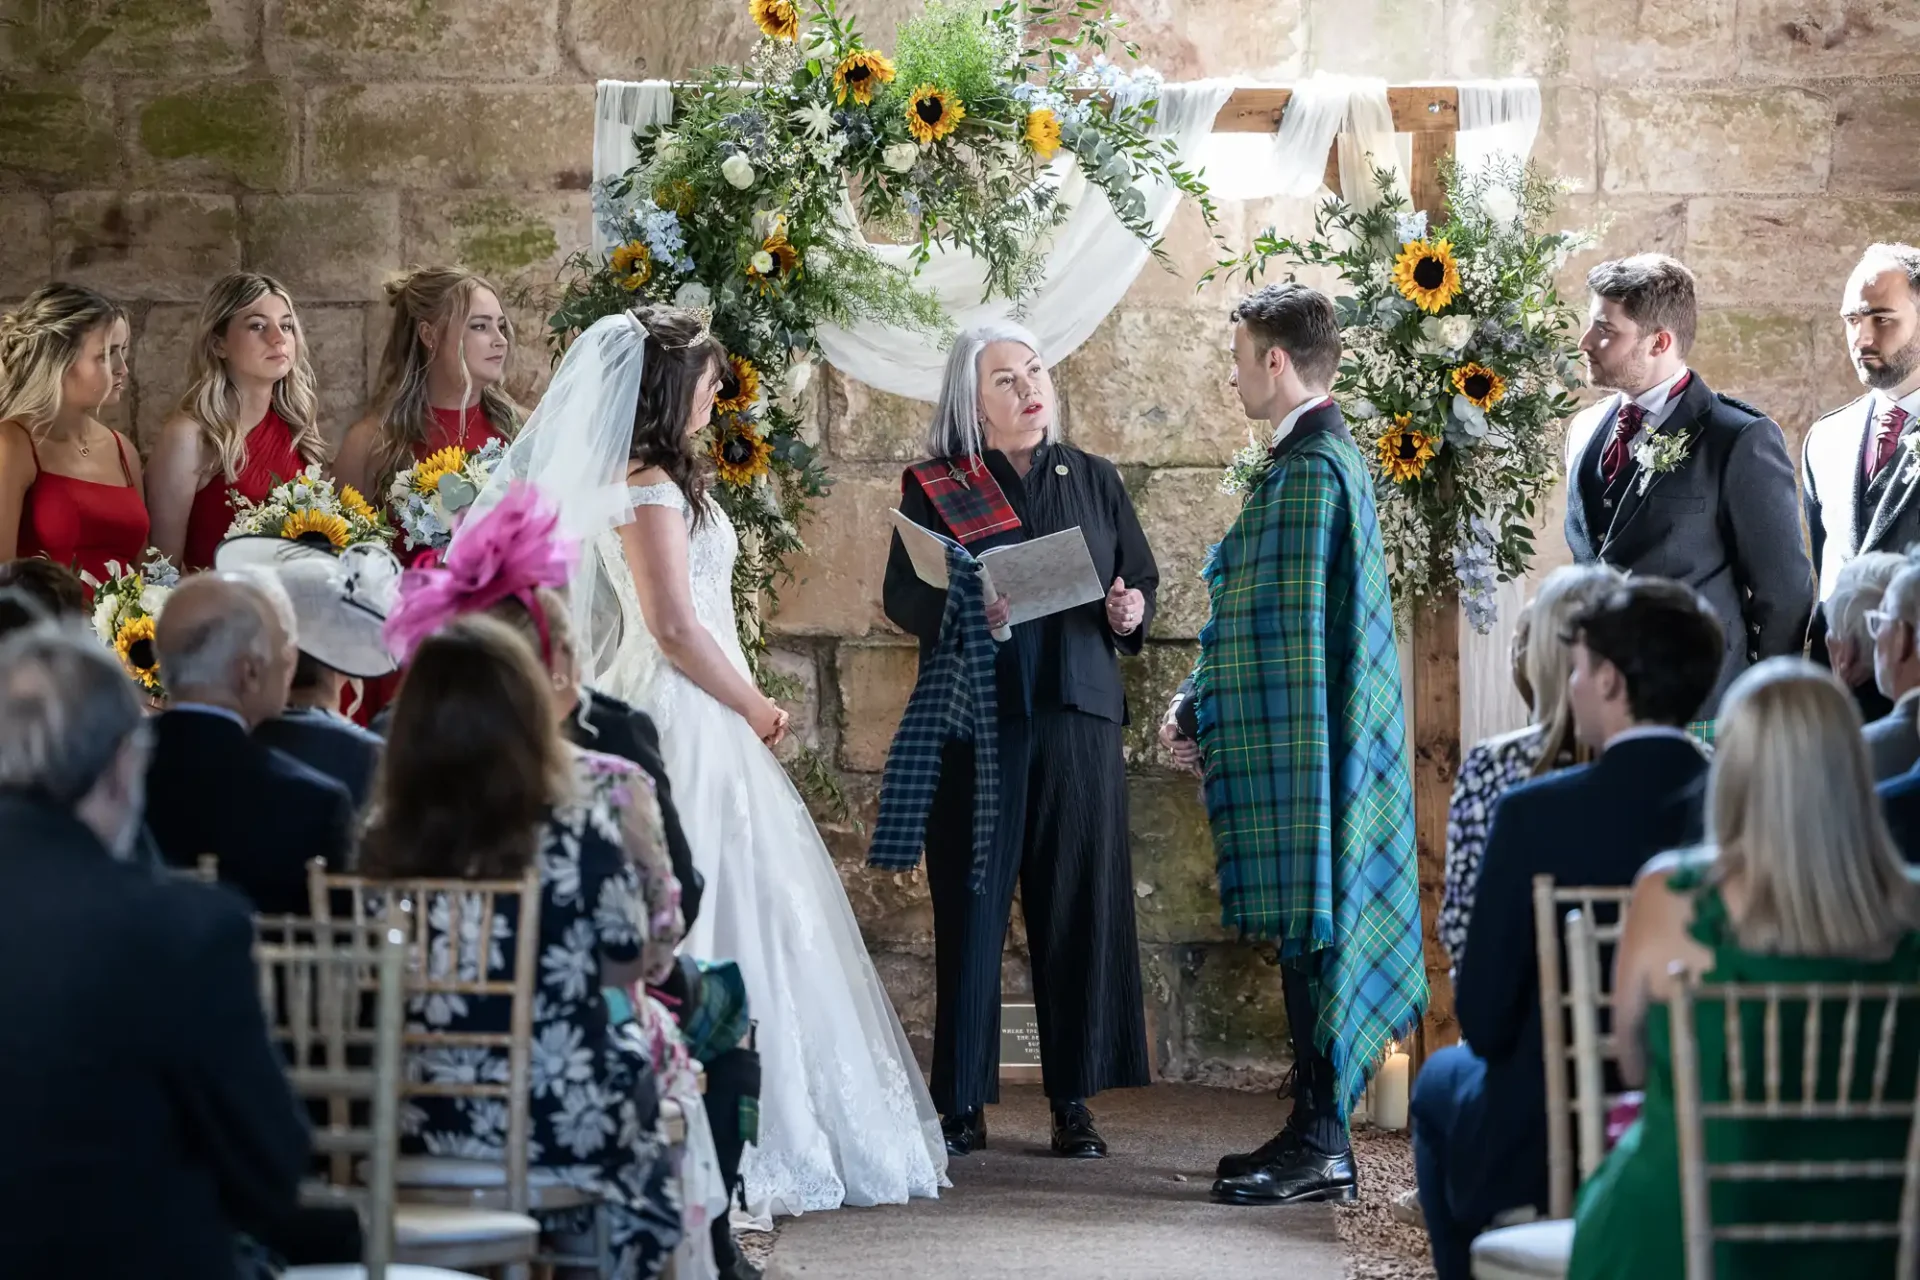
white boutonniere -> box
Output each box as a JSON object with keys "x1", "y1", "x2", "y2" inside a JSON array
[
  {"x1": 1630, "y1": 428, "x2": 1692, "y2": 495},
  {"x1": 1900, "y1": 431, "x2": 1920, "y2": 485}
]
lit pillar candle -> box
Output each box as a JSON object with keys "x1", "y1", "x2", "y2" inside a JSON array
[{"x1": 1373, "y1": 1045, "x2": 1411, "y2": 1132}]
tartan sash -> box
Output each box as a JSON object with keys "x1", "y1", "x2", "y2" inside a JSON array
[
  {"x1": 868, "y1": 542, "x2": 1001, "y2": 888},
  {"x1": 907, "y1": 456, "x2": 1022, "y2": 546}
]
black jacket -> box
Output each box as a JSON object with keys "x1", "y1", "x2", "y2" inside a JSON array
[
  {"x1": 1565, "y1": 374, "x2": 1814, "y2": 715},
  {"x1": 1877, "y1": 766, "x2": 1920, "y2": 866},
  {"x1": 1453, "y1": 733, "x2": 1711, "y2": 1218},
  {"x1": 254, "y1": 707, "x2": 383, "y2": 810},
  {"x1": 883, "y1": 443, "x2": 1158, "y2": 724},
  {"x1": 144, "y1": 709, "x2": 355, "y2": 916},
  {"x1": 569, "y1": 688, "x2": 704, "y2": 930},
  {"x1": 0, "y1": 791, "x2": 310, "y2": 1278}
]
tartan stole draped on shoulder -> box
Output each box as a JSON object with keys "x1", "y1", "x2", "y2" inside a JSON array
[
  {"x1": 908, "y1": 456, "x2": 1022, "y2": 545},
  {"x1": 868, "y1": 542, "x2": 1001, "y2": 888},
  {"x1": 1192, "y1": 431, "x2": 1426, "y2": 1120}
]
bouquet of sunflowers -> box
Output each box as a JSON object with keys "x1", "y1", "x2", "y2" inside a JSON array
[
  {"x1": 1208, "y1": 157, "x2": 1592, "y2": 631},
  {"x1": 224, "y1": 465, "x2": 394, "y2": 552},
  {"x1": 387, "y1": 437, "x2": 506, "y2": 553},
  {"x1": 82, "y1": 552, "x2": 181, "y2": 695}
]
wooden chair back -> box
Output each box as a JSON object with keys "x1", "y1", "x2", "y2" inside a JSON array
[
  {"x1": 1532, "y1": 875, "x2": 1634, "y2": 1218},
  {"x1": 308, "y1": 858, "x2": 543, "y2": 1216},
  {"x1": 173, "y1": 853, "x2": 219, "y2": 883},
  {"x1": 254, "y1": 916, "x2": 407, "y2": 1280},
  {"x1": 1668, "y1": 967, "x2": 1920, "y2": 1279}
]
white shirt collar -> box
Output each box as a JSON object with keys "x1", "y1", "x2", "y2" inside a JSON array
[
  {"x1": 1603, "y1": 724, "x2": 1696, "y2": 751},
  {"x1": 1616, "y1": 366, "x2": 1692, "y2": 437},
  {"x1": 170, "y1": 702, "x2": 250, "y2": 732},
  {"x1": 1870, "y1": 385, "x2": 1920, "y2": 422},
  {"x1": 1270, "y1": 395, "x2": 1333, "y2": 449}
]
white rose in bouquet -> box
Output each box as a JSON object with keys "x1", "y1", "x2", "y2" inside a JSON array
[
  {"x1": 721, "y1": 153, "x2": 756, "y2": 189},
  {"x1": 882, "y1": 142, "x2": 920, "y2": 174},
  {"x1": 674, "y1": 281, "x2": 712, "y2": 310}
]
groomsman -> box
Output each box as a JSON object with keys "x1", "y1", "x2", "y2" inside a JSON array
[
  {"x1": 1803, "y1": 244, "x2": 1920, "y2": 610},
  {"x1": 1565, "y1": 254, "x2": 1812, "y2": 717}
]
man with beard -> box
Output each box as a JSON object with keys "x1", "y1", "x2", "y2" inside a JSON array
[
  {"x1": 1804, "y1": 244, "x2": 1920, "y2": 626},
  {"x1": 1564, "y1": 254, "x2": 1812, "y2": 717}
]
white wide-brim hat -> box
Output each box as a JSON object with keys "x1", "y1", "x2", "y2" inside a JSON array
[{"x1": 213, "y1": 537, "x2": 402, "y2": 679}]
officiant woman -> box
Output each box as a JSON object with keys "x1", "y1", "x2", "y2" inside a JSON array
[{"x1": 882, "y1": 322, "x2": 1157, "y2": 1160}]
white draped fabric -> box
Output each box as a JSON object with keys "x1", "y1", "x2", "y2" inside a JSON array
[{"x1": 587, "y1": 74, "x2": 1545, "y2": 740}]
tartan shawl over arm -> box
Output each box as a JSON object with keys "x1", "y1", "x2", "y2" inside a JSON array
[
  {"x1": 1192, "y1": 433, "x2": 1426, "y2": 1119},
  {"x1": 867, "y1": 542, "x2": 1001, "y2": 887}
]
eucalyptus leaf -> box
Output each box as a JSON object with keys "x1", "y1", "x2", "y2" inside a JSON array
[{"x1": 437, "y1": 474, "x2": 478, "y2": 512}]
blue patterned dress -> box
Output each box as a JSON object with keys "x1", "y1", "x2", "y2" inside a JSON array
[{"x1": 402, "y1": 747, "x2": 684, "y2": 1280}]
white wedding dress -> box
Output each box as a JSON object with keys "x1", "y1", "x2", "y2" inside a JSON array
[{"x1": 592, "y1": 481, "x2": 948, "y2": 1221}]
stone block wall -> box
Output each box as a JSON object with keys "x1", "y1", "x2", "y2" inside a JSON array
[{"x1": 5, "y1": 0, "x2": 1919, "y2": 1082}]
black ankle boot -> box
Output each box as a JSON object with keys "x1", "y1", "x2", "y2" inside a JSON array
[
  {"x1": 942, "y1": 1108, "x2": 987, "y2": 1155},
  {"x1": 1050, "y1": 1100, "x2": 1107, "y2": 1158}
]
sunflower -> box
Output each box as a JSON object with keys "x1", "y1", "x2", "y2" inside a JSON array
[
  {"x1": 834, "y1": 50, "x2": 896, "y2": 105},
  {"x1": 1451, "y1": 362, "x2": 1507, "y2": 411},
  {"x1": 653, "y1": 180, "x2": 695, "y2": 216},
  {"x1": 905, "y1": 84, "x2": 964, "y2": 145},
  {"x1": 715, "y1": 355, "x2": 761, "y2": 416},
  {"x1": 411, "y1": 445, "x2": 468, "y2": 495},
  {"x1": 280, "y1": 509, "x2": 351, "y2": 549},
  {"x1": 1024, "y1": 107, "x2": 1062, "y2": 160},
  {"x1": 1376, "y1": 414, "x2": 1439, "y2": 484},
  {"x1": 113, "y1": 613, "x2": 161, "y2": 692},
  {"x1": 710, "y1": 423, "x2": 775, "y2": 486},
  {"x1": 339, "y1": 485, "x2": 376, "y2": 523},
  {"x1": 610, "y1": 240, "x2": 653, "y2": 292},
  {"x1": 1391, "y1": 238, "x2": 1462, "y2": 313},
  {"x1": 749, "y1": 0, "x2": 798, "y2": 41},
  {"x1": 745, "y1": 234, "x2": 801, "y2": 292}
]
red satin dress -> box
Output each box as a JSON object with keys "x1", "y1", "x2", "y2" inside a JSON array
[
  {"x1": 181, "y1": 407, "x2": 306, "y2": 572},
  {"x1": 15, "y1": 432, "x2": 150, "y2": 590},
  {"x1": 351, "y1": 405, "x2": 512, "y2": 726}
]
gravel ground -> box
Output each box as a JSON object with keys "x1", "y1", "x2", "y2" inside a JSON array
[{"x1": 1338, "y1": 1128, "x2": 1436, "y2": 1280}]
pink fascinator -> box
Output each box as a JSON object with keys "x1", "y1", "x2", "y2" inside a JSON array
[{"x1": 383, "y1": 482, "x2": 579, "y2": 666}]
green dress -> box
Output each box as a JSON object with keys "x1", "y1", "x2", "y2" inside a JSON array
[{"x1": 1568, "y1": 869, "x2": 1920, "y2": 1280}]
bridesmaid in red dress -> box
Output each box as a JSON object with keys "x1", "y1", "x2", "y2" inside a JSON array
[
  {"x1": 0, "y1": 284, "x2": 151, "y2": 588},
  {"x1": 335, "y1": 267, "x2": 520, "y2": 503},
  {"x1": 146, "y1": 272, "x2": 329, "y2": 572}
]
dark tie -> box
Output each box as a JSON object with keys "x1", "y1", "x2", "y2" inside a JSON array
[
  {"x1": 1600, "y1": 402, "x2": 1647, "y2": 486},
  {"x1": 1868, "y1": 405, "x2": 1911, "y2": 482}
]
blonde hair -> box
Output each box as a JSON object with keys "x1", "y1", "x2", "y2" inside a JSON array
[
  {"x1": 178, "y1": 272, "x2": 325, "y2": 483},
  {"x1": 1527, "y1": 562, "x2": 1627, "y2": 777},
  {"x1": 366, "y1": 267, "x2": 521, "y2": 497},
  {"x1": 0, "y1": 283, "x2": 121, "y2": 438},
  {"x1": 1709, "y1": 658, "x2": 1920, "y2": 956}
]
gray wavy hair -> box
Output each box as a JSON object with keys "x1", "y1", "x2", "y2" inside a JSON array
[{"x1": 925, "y1": 321, "x2": 1059, "y2": 459}]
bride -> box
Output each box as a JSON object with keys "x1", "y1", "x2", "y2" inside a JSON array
[{"x1": 464, "y1": 306, "x2": 947, "y2": 1220}]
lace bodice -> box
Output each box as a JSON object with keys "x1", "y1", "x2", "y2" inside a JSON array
[{"x1": 590, "y1": 482, "x2": 748, "y2": 723}]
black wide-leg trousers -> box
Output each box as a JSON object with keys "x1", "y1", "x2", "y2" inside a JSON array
[{"x1": 923, "y1": 709, "x2": 1151, "y2": 1116}]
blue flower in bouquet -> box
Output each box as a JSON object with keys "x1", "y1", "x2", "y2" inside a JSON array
[
  {"x1": 1393, "y1": 210, "x2": 1429, "y2": 246},
  {"x1": 1453, "y1": 516, "x2": 1501, "y2": 633}
]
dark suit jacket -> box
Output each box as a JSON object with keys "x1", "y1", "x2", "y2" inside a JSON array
[
  {"x1": 568, "y1": 687, "x2": 704, "y2": 930},
  {"x1": 1804, "y1": 393, "x2": 1920, "y2": 602},
  {"x1": 0, "y1": 791, "x2": 310, "y2": 1278},
  {"x1": 1565, "y1": 373, "x2": 1814, "y2": 715},
  {"x1": 883, "y1": 442, "x2": 1158, "y2": 724},
  {"x1": 1453, "y1": 733, "x2": 1711, "y2": 1217},
  {"x1": 254, "y1": 706, "x2": 383, "y2": 810},
  {"x1": 1876, "y1": 766, "x2": 1920, "y2": 865},
  {"x1": 145, "y1": 709, "x2": 355, "y2": 916}
]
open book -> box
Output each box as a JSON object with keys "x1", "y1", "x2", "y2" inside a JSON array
[{"x1": 890, "y1": 509, "x2": 1106, "y2": 641}]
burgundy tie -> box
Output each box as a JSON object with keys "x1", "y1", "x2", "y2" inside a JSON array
[
  {"x1": 1600, "y1": 402, "x2": 1647, "y2": 486},
  {"x1": 1868, "y1": 405, "x2": 1911, "y2": 481}
]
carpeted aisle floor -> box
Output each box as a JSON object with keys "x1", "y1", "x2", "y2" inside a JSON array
[{"x1": 761, "y1": 1084, "x2": 1349, "y2": 1280}]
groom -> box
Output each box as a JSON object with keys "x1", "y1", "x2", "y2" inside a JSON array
[{"x1": 1162, "y1": 283, "x2": 1425, "y2": 1205}]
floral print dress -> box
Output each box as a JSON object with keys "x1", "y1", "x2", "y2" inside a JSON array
[
  {"x1": 1437, "y1": 725, "x2": 1553, "y2": 967},
  {"x1": 402, "y1": 747, "x2": 685, "y2": 1280}
]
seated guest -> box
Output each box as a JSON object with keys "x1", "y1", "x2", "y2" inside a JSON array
[
  {"x1": 219, "y1": 540, "x2": 397, "y2": 809},
  {"x1": 1438, "y1": 563, "x2": 1621, "y2": 967},
  {"x1": 1822, "y1": 551, "x2": 1906, "y2": 726},
  {"x1": 1864, "y1": 559, "x2": 1920, "y2": 779},
  {"x1": 1570, "y1": 660, "x2": 1920, "y2": 1279},
  {"x1": 0, "y1": 623, "x2": 309, "y2": 1274},
  {"x1": 146, "y1": 569, "x2": 353, "y2": 914},
  {"x1": 0, "y1": 584, "x2": 48, "y2": 639},
  {"x1": 1411, "y1": 577, "x2": 1725, "y2": 1280},
  {"x1": 0, "y1": 556, "x2": 88, "y2": 619},
  {"x1": 361, "y1": 614, "x2": 685, "y2": 1280}
]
